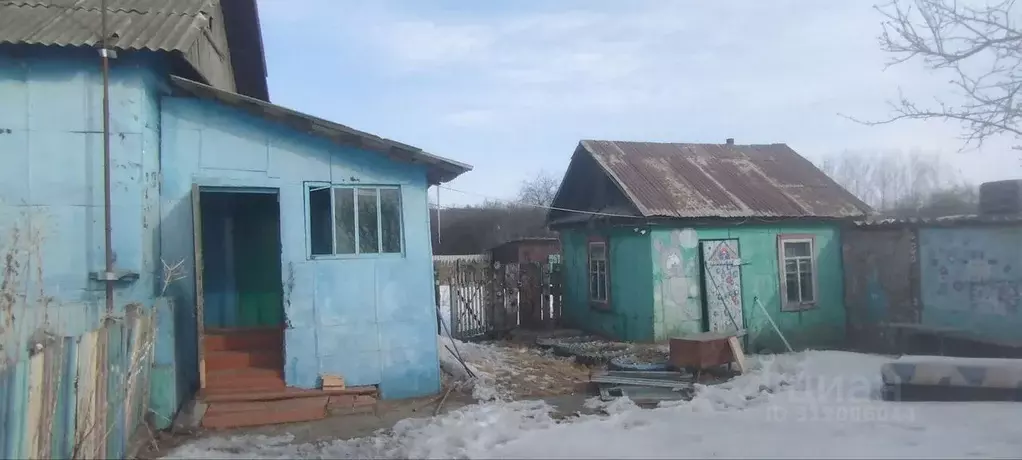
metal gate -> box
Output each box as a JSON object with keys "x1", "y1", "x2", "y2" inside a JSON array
[{"x1": 700, "y1": 240, "x2": 745, "y2": 333}]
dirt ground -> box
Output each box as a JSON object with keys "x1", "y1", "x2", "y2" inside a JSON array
[{"x1": 474, "y1": 342, "x2": 594, "y2": 398}]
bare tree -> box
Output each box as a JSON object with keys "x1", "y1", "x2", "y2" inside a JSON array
[
  {"x1": 866, "y1": 0, "x2": 1022, "y2": 149},
  {"x1": 819, "y1": 149, "x2": 977, "y2": 216},
  {"x1": 516, "y1": 171, "x2": 561, "y2": 207}
]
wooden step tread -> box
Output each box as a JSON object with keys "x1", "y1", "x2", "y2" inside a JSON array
[
  {"x1": 202, "y1": 397, "x2": 328, "y2": 430},
  {"x1": 200, "y1": 385, "x2": 377, "y2": 403},
  {"x1": 204, "y1": 329, "x2": 284, "y2": 352},
  {"x1": 206, "y1": 367, "x2": 284, "y2": 378},
  {"x1": 206, "y1": 350, "x2": 283, "y2": 371},
  {"x1": 205, "y1": 368, "x2": 286, "y2": 392}
]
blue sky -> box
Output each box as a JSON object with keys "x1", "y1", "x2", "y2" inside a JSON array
[{"x1": 255, "y1": 0, "x2": 1020, "y2": 206}]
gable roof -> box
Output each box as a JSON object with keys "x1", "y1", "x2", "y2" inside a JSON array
[
  {"x1": 171, "y1": 76, "x2": 472, "y2": 185},
  {"x1": 553, "y1": 140, "x2": 870, "y2": 221},
  {"x1": 0, "y1": 0, "x2": 269, "y2": 100}
]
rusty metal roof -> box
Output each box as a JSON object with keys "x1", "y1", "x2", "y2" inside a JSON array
[
  {"x1": 0, "y1": 0, "x2": 214, "y2": 51},
  {"x1": 171, "y1": 76, "x2": 472, "y2": 185},
  {"x1": 579, "y1": 140, "x2": 871, "y2": 219}
]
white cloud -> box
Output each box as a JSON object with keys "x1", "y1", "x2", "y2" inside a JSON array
[
  {"x1": 357, "y1": 2, "x2": 910, "y2": 118},
  {"x1": 258, "y1": 0, "x2": 1021, "y2": 203},
  {"x1": 376, "y1": 21, "x2": 496, "y2": 67},
  {"x1": 440, "y1": 109, "x2": 496, "y2": 128}
]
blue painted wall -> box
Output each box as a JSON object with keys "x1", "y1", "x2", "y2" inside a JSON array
[
  {"x1": 0, "y1": 46, "x2": 171, "y2": 441},
  {"x1": 919, "y1": 226, "x2": 1022, "y2": 343},
  {"x1": 159, "y1": 97, "x2": 441, "y2": 399},
  {"x1": 0, "y1": 48, "x2": 163, "y2": 342}
]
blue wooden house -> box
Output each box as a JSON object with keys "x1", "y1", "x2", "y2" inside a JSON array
[{"x1": 0, "y1": 0, "x2": 470, "y2": 429}]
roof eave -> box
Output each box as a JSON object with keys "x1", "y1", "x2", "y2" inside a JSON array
[{"x1": 169, "y1": 76, "x2": 472, "y2": 184}]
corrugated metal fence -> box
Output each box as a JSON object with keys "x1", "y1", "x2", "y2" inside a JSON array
[{"x1": 0, "y1": 306, "x2": 155, "y2": 459}]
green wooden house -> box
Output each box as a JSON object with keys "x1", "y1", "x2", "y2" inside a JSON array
[{"x1": 547, "y1": 139, "x2": 871, "y2": 352}]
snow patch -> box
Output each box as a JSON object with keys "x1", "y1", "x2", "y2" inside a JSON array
[
  {"x1": 169, "y1": 350, "x2": 1022, "y2": 459},
  {"x1": 166, "y1": 401, "x2": 561, "y2": 459},
  {"x1": 438, "y1": 335, "x2": 507, "y2": 401}
]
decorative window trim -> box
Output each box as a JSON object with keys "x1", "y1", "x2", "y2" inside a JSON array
[
  {"x1": 777, "y1": 234, "x2": 818, "y2": 312},
  {"x1": 588, "y1": 235, "x2": 610, "y2": 311},
  {"x1": 306, "y1": 182, "x2": 404, "y2": 259}
]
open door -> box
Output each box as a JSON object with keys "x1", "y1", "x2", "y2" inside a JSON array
[{"x1": 192, "y1": 183, "x2": 208, "y2": 390}]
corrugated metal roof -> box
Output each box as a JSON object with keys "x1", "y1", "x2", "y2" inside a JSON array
[
  {"x1": 579, "y1": 140, "x2": 871, "y2": 219},
  {"x1": 0, "y1": 0, "x2": 214, "y2": 52},
  {"x1": 170, "y1": 76, "x2": 472, "y2": 185}
]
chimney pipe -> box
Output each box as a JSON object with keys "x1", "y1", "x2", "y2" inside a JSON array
[{"x1": 725, "y1": 138, "x2": 734, "y2": 145}]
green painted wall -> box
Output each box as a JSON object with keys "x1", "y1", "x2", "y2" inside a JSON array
[
  {"x1": 559, "y1": 227, "x2": 654, "y2": 341},
  {"x1": 233, "y1": 196, "x2": 285, "y2": 328},
  {"x1": 651, "y1": 228, "x2": 704, "y2": 338},
  {"x1": 650, "y1": 224, "x2": 846, "y2": 351}
]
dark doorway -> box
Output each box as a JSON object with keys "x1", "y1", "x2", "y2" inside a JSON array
[{"x1": 195, "y1": 189, "x2": 285, "y2": 394}]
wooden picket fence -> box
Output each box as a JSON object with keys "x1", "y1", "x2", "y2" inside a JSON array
[
  {"x1": 434, "y1": 254, "x2": 562, "y2": 340},
  {"x1": 0, "y1": 306, "x2": 155, "y2": 459}
]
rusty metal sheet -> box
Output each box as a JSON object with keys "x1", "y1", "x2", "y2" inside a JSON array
[{"x1": 580, "y1": 140, "x2": 871, "y2": 219}]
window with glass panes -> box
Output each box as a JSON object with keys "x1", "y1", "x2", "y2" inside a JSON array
[
  {"x1": 779, "y1": 236, "x2": 816, "y2": 310},
  {"x1": 307, "y1": 185, "x2": 403, "y2": 257}
]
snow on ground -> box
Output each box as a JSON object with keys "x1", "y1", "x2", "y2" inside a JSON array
[
  {"x1": 438, "y1": 335, "x2": 588, "y2": 400},
  {"x1": 166, "y1": 350, "x2": 1022, "y2": 459}
]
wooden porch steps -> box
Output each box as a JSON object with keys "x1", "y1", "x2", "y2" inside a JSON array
[
  {"x1": 202, "y1": 397, "x2": 329, "y2": 430},
  {"x1": 206, "y1": 349, "x2": 284, "y2": 371},
  {"x1": 199, "y1": 386, "x2": 380, "y2": 430},
  {"x1": 205, "y1": 327, "x2": 283, "y2": 352},
  {"x1": 201, "y1": 385, "x2": 377, "y2": 403},
  {"x1": 204, "y1": 328, "x2": 285, "y2": 392},
  {"x1": 199, "y1": 328, "x2": 381, "y2": 429},
  {"x1": 205, "y1": 367, "x2": 286, "y2": 392}
]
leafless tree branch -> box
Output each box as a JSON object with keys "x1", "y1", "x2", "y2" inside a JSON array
[
  {"x1": 160, "y1": 258, "x2": 187, "y2": 296},
  {"x1": 862, "y1": 0, "x2": 1022, "y2": 149}
]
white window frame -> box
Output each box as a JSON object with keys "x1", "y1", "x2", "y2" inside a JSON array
[
  {"x1": 306, "y1": 183, "x2": 404, "y2": 259},
  {"x1": 778, "y1": 235, "x2": 817, "y2": 311},
  {"x1": 588, "y1": 241, "x2": 609, "y2": 304}
]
